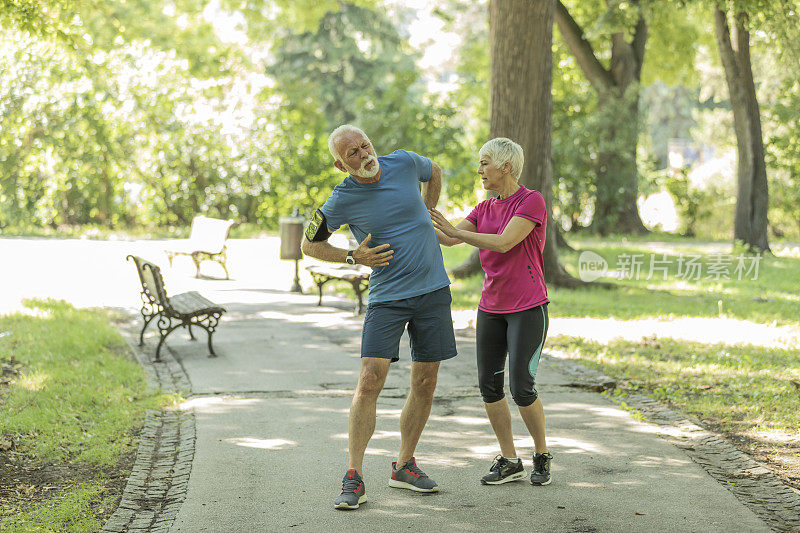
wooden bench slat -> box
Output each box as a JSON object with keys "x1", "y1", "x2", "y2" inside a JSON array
[{"x1": 169, "y1": 291, "x2": 226, "y2": 316}]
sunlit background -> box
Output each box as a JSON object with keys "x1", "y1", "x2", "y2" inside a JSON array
[{"x1": 1, "y1": 0, "x2": 798, "y2": 240}]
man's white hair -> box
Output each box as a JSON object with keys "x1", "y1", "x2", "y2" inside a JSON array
[
  {"x1": 328, "y1": 124, "x2": 368, "y2": 162},
  {"x1": 479, "y1": 137, "x2": 524, "y2": 180}
]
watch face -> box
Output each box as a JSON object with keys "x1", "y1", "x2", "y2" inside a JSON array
[{"x1": 346, "y1": 255, "x2": 355, "y2": 265}]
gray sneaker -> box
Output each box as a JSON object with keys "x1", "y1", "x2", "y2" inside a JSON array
[
  {"x1": 389, "y1": 457, "x2": 439, "y2": 492},
  {"x1": 334, "y1": 469, "x2": 367, "y2": 509},
  {"x1": 530, "y1": 452, "x2": 552, "y2": 485},
  {"x1": 481, "y1": 455, "x2": 526, "y2": 485}
]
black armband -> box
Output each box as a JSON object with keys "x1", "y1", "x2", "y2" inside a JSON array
[{"x1": 305, "y1": 209, "x2": 333, "y2": 242}]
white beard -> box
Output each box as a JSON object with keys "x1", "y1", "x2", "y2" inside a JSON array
[{"x1": 347, "y1": 155, "x2": 380, "y2": 179}]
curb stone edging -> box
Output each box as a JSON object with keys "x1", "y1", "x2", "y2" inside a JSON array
[
  {"x1": 543, "y1": 351, "x2": 800, "y2": 532},
  {"x1": 102, "y1": 320, "x2": 195, "y2": 533}
]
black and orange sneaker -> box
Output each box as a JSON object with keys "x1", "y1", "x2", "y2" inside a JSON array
[
  {"x1": 389, "y1": 457, "x2": 439, "y2": 492},
  {"x1": 530, "y1": 452, "x2": 553, "y2": 485},
  {"x1": 334, "y1": 469, "x2": 367, "y2": 510},
  {"x1": 480, "y1": 455, "x2": 526, "y2": 485}
]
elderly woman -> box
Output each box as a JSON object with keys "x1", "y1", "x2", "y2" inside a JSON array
[{"x1": 429, "y1": 137, "x2": 552, "y2": 486}]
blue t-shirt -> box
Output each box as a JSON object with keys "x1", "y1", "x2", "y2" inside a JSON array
[{"x1": 320, "y1": 149, "x2": 451, "y2": 303}]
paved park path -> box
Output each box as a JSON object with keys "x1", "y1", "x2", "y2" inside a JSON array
[{"x1": 1, "y1": 237, "x2": 797, "y2": 532}]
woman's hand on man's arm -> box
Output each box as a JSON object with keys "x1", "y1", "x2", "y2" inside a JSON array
[
  {"x1": 435, "y1": 228, "x2": 463, "y2": 247},
  {"x1": 430, "y1": 209, "x2": 475, "y2": 246},
  {"x1": 430, "y1": 210, "x2": 535, "y2": 253}
]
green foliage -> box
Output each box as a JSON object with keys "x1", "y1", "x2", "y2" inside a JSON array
[
  {"x1": 554, "y1": 1, "x2": 701, "y2": 230},
  {"x1": 0, "y1": 30, "x2": 268, "y2": 229},
  {"x1": 663, "y1": 168, "x2": 713, "y2": 236},
  {"x1": 0, "y1": 1, "x2": 477, "y2": 231},
  {"x1": 222, "y1": 0, "x2": 378, "y2": 38},
  {"x1": 267, "y1": 3, "x2": 472, "y2": 220},
  {"x1": 765, "y1": 69, "x2": 800, "y2": 237},
  {"x1": 552, "y1": 39, "x2": 597, "y2": 230},
  {"x1": 76, "y1": 0, "x2": 237, "y2": 78},
  {"x1": 640, "y1": 2, "x2": 705, "y2": 86},
  {"x1": 432, "y1": 0, "x2": 489, "y2": 207},
  {"x1": 0, "y1": 0, "x2": 75, "y2": 37}
]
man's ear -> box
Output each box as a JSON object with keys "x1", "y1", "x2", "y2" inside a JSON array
[{"x1": 334, "y1": 160, "x2": 346, "y2": 173}]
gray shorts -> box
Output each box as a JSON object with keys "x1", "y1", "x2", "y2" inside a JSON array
[{"x1": 361, "y1": 286, "x2": 458, "y2": 363}]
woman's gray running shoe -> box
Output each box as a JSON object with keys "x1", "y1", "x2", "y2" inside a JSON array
[
  {"x1": 334, "y1": 469, "x2": 367, "y2": 509},
  {"x1": 389, "y1": 457, "x2": 439, "y2": 492},
  {"x1": 530, "y1": 452, "x2": 552, "y2": 485},
  {"x1": 481, "y1": 455, "x2": 526, "y2": 485}
]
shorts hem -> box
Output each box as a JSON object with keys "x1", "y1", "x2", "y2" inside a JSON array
[
  {"x1": 361, "y1": 353, "x2": 399, "y2": 362},
  {"x1": 411, "y1": 351, "x2": 458, "y2": 363}
]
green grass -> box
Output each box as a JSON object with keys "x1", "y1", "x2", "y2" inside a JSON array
[
  {"x1": 442, "y1": 237, "x2": 800, "y2": 326},
  {"x1": 0, "y1": 299, "x2": 172, "y2": 531},
  {"x1": 548, "y1": 335, "x2": 800, "y2": 436},
  {"x1": 0, "y1": 482, "x2": 117, "y2": 533}
]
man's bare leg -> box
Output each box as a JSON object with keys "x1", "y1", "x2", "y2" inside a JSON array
[
  {"x1": 396, "y1": 360, "x2": 440, "y2": 466},
  {"x1": 348, "y1": 357, "x2": 391, "y2": 475}
]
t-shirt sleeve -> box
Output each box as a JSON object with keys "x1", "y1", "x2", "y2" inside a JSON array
[
  {"x1": 515, "y1": 191, "x2": 546, "y2": 224},
  {"x1": 403, "y1": 150, "x2": 433, "y2": 182},
  {"x1": 319, "y1": 191, "x2": 344, "y2": 232},
  {"x1": 465, "y1": 202, "x2": 483, "y2": 225}
]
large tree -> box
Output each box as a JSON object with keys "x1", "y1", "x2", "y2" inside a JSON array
[
  {"x1": 488, "y1": 0, "x2": 580, "y2": 287},
  {"x1": 713, "y1": 4, "x2": 770, "y2": 251},
  {"x1": 554, "y1": 0, "x2": 648, "y2": 234}
]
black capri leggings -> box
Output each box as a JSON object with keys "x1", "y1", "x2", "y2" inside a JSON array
[{"x1": 476, "y1": 304, "x2": 549, "y2": 407}]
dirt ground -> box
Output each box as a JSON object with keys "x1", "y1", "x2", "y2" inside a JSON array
[
  {"x1": 0, "y1": 356, "x2": 137, "y2": 525},
  {"x1": 0, "y1": 443, "x2": 135, "y2": 525}
]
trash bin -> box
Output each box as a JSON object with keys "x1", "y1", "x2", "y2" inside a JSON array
[{"x1": 279, "y1": 211, "x2": 305, "y2": 292}]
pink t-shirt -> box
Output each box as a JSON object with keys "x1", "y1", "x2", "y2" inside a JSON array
[{"x1": 465, "y1": 186, "x2": 549, "y2": 314}]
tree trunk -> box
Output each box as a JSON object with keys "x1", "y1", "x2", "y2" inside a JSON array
[
  {"x1": 488, "y1": 0, "x2": 582, "y2": 287},
  {"x1": 451, "y1": 247, "x2": 482, "y2": 279},
  {"x1": 714, "y1": 8, "x2": 770, "y2": 252},
  {"x1": 554, "y1": 1, "x2": 647, "y2": 235},
  {"x1": 592, "y1": 89, "x2": 646, "y2": 234},
  {"x1": 554, "y1": 223, "x2": 574, "y2": 252}
]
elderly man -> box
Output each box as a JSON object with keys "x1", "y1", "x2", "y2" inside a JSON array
[{"x1": 301, "y1": 125, "x2": 457, "y2": 510}]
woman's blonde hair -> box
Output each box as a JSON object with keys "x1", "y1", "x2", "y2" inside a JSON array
[{"x1": 479, "y1": 137, "x2": 524, "y2": 180}]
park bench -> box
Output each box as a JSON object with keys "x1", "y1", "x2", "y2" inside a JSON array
[
  {"x1": 306, "y1": 264, "x2": 371, "y2": 314},
  {"x1": 165, "y1": 215, "x2": 235, "y2": 279},
  {"x1": 127, "y1": 255, "x2": 226, "y2": 361}
]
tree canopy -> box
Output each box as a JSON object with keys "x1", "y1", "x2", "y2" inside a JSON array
[{"x1": 0, "y1": 0, "x2": 798, "y2": 244}]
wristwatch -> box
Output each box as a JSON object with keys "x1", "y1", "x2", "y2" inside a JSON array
[{"x1": 346, "y1": 250, "x2": 356, "y2": 265}]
